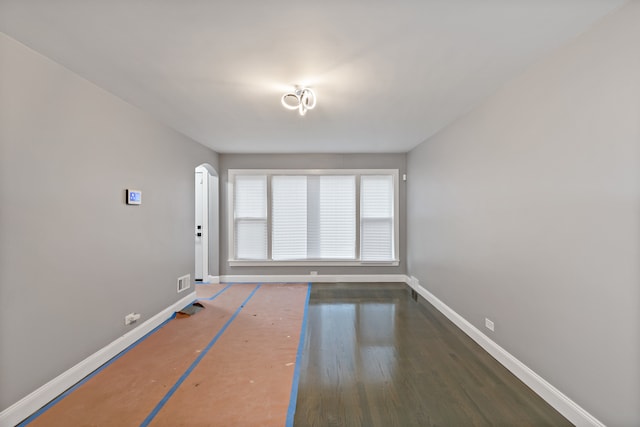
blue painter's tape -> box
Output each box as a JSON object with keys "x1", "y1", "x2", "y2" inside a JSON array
[
  {"x1": 19, "y1": 285, "x2": 234, "y2": 426},
  {"x1": 285, "y1": 282, "x2": 312, "y2": 427},
  {"x1": 139, "y1": 284, "x2": 262, "y2": 427},
  {"x1": 197, "y1": 283, "x2": 232, "y2": 301}
]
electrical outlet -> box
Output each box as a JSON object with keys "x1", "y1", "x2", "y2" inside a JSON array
[
  {"x1": 125, "y1": 313, "x2": 141, "y2": 326},
  {"x1": 485, "y1": 318, "x2": 495, "y2": 332},
  {"x1": 310, "y1": 271, "x2": 318, "y2": 276}
]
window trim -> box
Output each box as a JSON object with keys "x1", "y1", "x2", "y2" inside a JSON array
[{"x1": 228, "y1": 169, "x2": 399, "y2": 267}]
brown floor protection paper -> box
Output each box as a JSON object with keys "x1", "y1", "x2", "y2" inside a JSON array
[{"x1": 26, "y1": 283, "x2": 308, "y2": 427}]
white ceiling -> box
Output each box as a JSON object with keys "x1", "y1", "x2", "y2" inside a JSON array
[{"x1": 0, "y1": 0, "x2": 626, "y2": 153}]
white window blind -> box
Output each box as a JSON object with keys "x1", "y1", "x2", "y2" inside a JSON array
[
  {"x1": 318, "y1": 175, "x2": 355, "y2": 259},
  {"x1": 272, "y1": 176, "x2": 307, "y2": 260},
  {"x1": 272, "y1": 175, "x2": 355, "y2": 260},
  {"x1": 360, "y1": 175, "x2": 394, "y2": 261},
  {"x1": 234, "y1": 175, "x2": 267, "y2": 260}
]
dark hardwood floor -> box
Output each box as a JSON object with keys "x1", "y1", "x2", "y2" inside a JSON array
[{"x1": 293, "y1": 283, "x2": 572, "y2": 427}]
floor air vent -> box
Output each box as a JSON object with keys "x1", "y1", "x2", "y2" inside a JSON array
[{"x1": 177, "y1": 274, "x2": 191, "y2": 293}]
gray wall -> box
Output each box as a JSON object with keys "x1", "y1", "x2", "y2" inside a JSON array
[
  {"x1": 0, "y1": 34, "x2": 218, "y2": 410},
  {"x1": 219, "y1": 153, "x2": 407, "y2": 276},
  {"x1": 406, "y1": 3, "x2": 640, "y2": 426}
]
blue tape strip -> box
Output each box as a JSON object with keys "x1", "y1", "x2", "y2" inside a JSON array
[
  {"x1": 139, "y1": 284, "x2": 262, "y2": 427},
  {"x1": 18, "y1": 313, "x2": 177, "y2": 426},
  {"x1": 197, "y1": 283, "x2": 232, "y2": 301},
  {"x1": 19, "y1": 285, "x2": 234, "y2": 426},
  {"x1": 285, "y1": 282, "x2": 312, "y2": 427}
]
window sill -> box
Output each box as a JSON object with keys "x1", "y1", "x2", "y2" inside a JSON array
[{"x1": 228, "y1": 260, "x2": 399, "y2": 267}]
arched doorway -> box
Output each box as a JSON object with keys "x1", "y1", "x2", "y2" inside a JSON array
[{"x1": 195, "y1": 164, "x2": 219, "y2": 282}]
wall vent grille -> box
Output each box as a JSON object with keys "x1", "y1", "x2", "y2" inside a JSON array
[{"x1": 177, "y1": 274, "x2": 191, "y2": 293}]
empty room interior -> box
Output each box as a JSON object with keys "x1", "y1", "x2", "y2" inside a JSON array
[{"x1": 1, "y1": 1, "x2": 639, "y2": 426}]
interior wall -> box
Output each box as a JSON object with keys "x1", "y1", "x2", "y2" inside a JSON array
[
  {"x1": 0, "y1": 33, "x2": 218, "y2": 410},
  {"x1": 406, "y1": 3, "x2": 640, "y2": 426},
  {"x1": 219, "y1": 153, "x2": 407, "y2": 276}
]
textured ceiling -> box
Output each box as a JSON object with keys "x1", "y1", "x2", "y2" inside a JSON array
[{"x1": 0, "y1": 0, "x2": 626, "y2": 153}]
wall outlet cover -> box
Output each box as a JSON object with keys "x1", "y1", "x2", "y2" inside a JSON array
[{"x1": 485, "y1": 318, "x2": 495, "y2": 332}]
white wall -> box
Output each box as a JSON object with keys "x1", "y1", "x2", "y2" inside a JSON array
[
  {"x1": 0, "y1": 33, "x2": 218, "y2": 410},
  {"x1": 407, "y1": 3, "x2": 640, "y2": 426}
]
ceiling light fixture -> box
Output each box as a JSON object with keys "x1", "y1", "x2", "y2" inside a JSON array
[{"x1": 281, "y1": 87, "x2": 317, "y2": 116}]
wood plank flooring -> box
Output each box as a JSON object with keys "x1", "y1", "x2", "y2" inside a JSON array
[{"x1": 293, "y1": 283, "x2": 572, "y2": 427}]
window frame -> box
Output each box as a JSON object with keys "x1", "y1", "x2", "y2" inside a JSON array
[{"x1": 228, "y1": 169, "x2": 399, "y2": 267}]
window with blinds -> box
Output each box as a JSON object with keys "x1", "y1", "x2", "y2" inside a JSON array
[
  {"x1": 272, "y1": 175, "x2": 356, "y2": 260},
  {"x1": 360, "y1": 175, "x2": 394, "y2": 261},
  {"x1": 230, "y1": 169, "x2": 398, "y2": 265},
  {"x1": 318, "y1": 175, "x2": 356, "y2": 259},
  {"x1": 233, "y1": 175, "x2": 267, "y2": 260},
  {"x1": 272, "y1": 176, "x2": 307, "y2": 260}
]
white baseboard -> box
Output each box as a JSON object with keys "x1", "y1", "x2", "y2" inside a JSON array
[
  {"x1": 220, "y1": 274, "x2": 408, "y2": 284},
  {"x1": 207, "y1": 275, "x2": 220, "y2": 284},
  {"x1": 405, "y1": 276, "x2": 604, "y2": 427},
  {"x1": 0, "y1": 292, "x2": 196, "y2": 427}
]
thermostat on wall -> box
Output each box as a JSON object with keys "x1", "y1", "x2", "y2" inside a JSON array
[{"x1": 126, "y1": 189, "x2": 142, "y2": 205}]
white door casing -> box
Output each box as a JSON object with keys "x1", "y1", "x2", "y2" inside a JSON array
[{"x1": 195, "y1": 167, "x2": 209, "y2": 280}]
